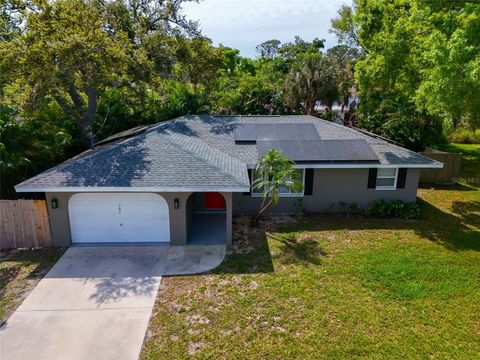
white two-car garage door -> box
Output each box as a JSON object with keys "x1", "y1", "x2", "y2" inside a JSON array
[{"x1": 69, "y1": 193, "x2": 170, "y2": 244}]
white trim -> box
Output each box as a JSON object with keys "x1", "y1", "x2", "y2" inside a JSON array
[
  {"x1": 251, "y1": 169, "x2": 305, "y2": 198},
  {"x1": 375, "y1": 168, "x2": 398, "y2": 190},
  {"x1": 251, "y1": 193, "x2": 305, "y2": 198},
  {"x1": 15, "y1": 186, "x2": 250, "y2": 193},
  {"x1": 247, "y1": 163, "x2": 443, "y2": 169}
]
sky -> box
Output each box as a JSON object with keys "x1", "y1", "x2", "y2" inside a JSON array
[{"x1": 182, "y1": 0, "x2": 351, "y2": 58}]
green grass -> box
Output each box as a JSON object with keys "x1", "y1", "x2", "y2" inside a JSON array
[
  {"x1": 0, "y1": 248, "x2": 65, "y2": 323},
  {"x1": 142, "y1": 144, "x2": 480, "y2": 359}
]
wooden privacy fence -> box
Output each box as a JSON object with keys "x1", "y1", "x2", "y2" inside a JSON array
[
  {"x1": 0, "y1": 200, "x2": 52, "y2": 249},
  {"x1": 420, "y1": 148, "x2": 462, "y2": 184}
]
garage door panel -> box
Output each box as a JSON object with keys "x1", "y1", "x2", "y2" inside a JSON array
[{"x1": 69, "y1": 193, "x2": 170, "y2": 244}]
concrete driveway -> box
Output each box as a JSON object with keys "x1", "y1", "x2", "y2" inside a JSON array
[{"x1": 0, "y1": 245, "x2": 226, "y2": 360}]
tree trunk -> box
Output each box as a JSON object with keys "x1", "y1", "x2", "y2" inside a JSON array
[
  {"x1": 305, "y1": 99, "x2": 316, "y2": 115},
  {"x1": 85, "y1": 86, "x2": 97, "y2": 148},
  {"x1": 252, "y1": 197, "x2": 273, "y2": 225},
  {"x1": 65, "y1": 84, "x2": 90, "y2": 145},
  {"x1": 68, "y1": 84, "x2": 85, "y2": 109}
]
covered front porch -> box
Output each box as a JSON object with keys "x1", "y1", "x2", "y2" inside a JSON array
[{"x1": 185, "y1": 192, "x2": 232, "y2": 245}]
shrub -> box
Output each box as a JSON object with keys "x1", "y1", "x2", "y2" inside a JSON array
[
  {"x1": 448, "y1": 128, "x2": 480, "y2": 144},
  {"x1": 295, "y1": 198, "x2": 306, "y2": 213},
  {"x1": 348, "y1": 202, "x2": 361, "y2": 214},
  {"x1": 366, "y1": 200, "x2": 420, "y2": 219},
  {"x1": 323, "y1": 203, "x2": 336, "y2": 215}
]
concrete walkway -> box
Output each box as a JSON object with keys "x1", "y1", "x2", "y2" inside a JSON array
[{"x1": 0, "y1": 245, "x2": 226, "y2": 360}]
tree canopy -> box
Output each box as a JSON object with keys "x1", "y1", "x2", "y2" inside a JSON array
[
  {"x1": 331, "y1": 0, "x2": 480, "y2": 149},
  {"x1": 1, "y1": 0, "x2": 478, "y2": 197}
]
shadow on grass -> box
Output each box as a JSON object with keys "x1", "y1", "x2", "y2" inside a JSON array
[
  {"x1": 451, "y1": 200, "x2": 480, "y2": 227},
  {"x1": 217, "y1": 196, "x2": 479, "y2": 274},
  {"x1": 214, "y1": 228, "x2": 274, "y2": 275},
  {"x1": 0, "y1": 266, "x2": 21, "y2": 296},
  {"x1": 419, "y1": 183, "x2": 477, "y2": 191},
  {"x1": 0, "y1": 249, "x2": 65, "y2": 286},
  {"x1": 269, "y1": 233, "x2": 327, "y2": 266},
  {"x1": 0, "y1": 248, "x2": 65, "y2": 324},
  {"x1": 416, "y1": 199, "x2": 479, "y2": 251},
  {"x1": 301, "y1": 199, "x2": 480, "y2": 252}
]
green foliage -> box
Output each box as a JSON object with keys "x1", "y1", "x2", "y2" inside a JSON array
[
  {"x1": 255, "y1": 39, "x2": 281, "y2": 59},
  {"x1": 295, "y1": 198, "x2": 306, "y2": 214},
  {"x1": 252, "y1": 149, "x2": 303, "y2": 216},
  {"x1": 327, "y1": 45, "x2": 362, "y2": 110},
  {"x1": 1, "y1": 0, "x2": 360, "y2": 199},
  {"x1": 7, "y1": 0, "x2": 476, "y2": 198},
  {"x1": 348, "y1": 202, "x2": 361, "y2": 214},
  {"x1": 357, "y1": 94, "x2": 445, "y2": 150},
  {"x1": 321, "y1": 201, "x2": 362, "y2": 215},
  {"x1": 415, "y1": 2, "x2": 480, "y2": 130},
  {"x1": 333, "y1": 0, "x2": 480, "y2": 148},
  {"x1": 0, "y1": 103, "x2": 73, "y2": 198},
  {"x1": 366, "y1": 199, "x2": 421, "y2": 219},
  {"x1": 0, "y1": 0, "x2": 198, "y2": 147},
  {"x1": 284, "y1": 52, "x2": 338, "y2": 114},
  {"x1": 448, "y1": 128, "x2": 480, "y2": 144}
]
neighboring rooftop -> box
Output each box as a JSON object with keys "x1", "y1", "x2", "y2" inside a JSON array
[{"x1": 15, "y1": 115, "x2": 443, "y2": 192}]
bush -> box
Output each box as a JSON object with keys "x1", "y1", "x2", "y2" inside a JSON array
[
  {"x1": 448, "y1": 128, "x2": 480, "y2": 144},
  {"x1": 366, "y1": 200, "x2": 420, "y2": 219}
]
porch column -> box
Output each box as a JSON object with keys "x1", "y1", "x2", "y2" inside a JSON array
[{"x1": 220, "y1": 192, "x2": 233, "y2": 245}]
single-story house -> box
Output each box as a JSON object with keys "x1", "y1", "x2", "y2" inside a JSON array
[{"x1": 15, "y1": 115, "x2": 443, "y2": 247}]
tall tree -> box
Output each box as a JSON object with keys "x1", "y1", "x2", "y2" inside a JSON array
[
  {"x1": 331, "y1": 0, "x2": 480, "y2": 147},
  {"x1": 330, "y1": 4, "x2": 368, "y2": 54},
  {"x1": 326, "y1": 45, "x2": 361, "y2": 113},
  {"x1": 0, "y1": 0, "x2": 198, "y2": 146},
  {"x1": 284, "y1": 52, "x2": 338, "y2": 115},
  {"x1": 256, "y1": 39, "x2": 281, "y2": 59}
]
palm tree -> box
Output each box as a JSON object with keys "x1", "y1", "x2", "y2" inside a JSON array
[
  {"x1": 284, "y1": 52, "x2": 338, "y2": 115},
  {"x1": 252, "y1": 149, "x2": 303, "y2": 221}
]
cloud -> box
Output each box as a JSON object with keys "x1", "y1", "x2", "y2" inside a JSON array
[{"x1": 183, "y1": 0, "x2": 350, "y2": 57}]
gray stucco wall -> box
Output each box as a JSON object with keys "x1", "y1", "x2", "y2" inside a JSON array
[
  {"x1": 44, "y1": 169, "x2": 418, "y2": 246},
  {"x1": 46, "y1": 192, "x2": 193, "y2": 247},
  {"x1": 45, "y1": 191, "x2": 233, "y2": 247},
  {"x1": 233, "y1": 168, "x2": 420, "y2": 213}
]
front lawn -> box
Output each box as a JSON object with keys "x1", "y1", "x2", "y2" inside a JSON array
[
  {"x1": 142, "y1": 147, "x2": 480, "y2": 359},
  {"x1": 0, "y1": 248, "x2": 65, "y2": 324}
]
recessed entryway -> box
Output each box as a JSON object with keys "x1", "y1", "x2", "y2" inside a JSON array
[
  {"x1": 68, "y1": 193, "x2": 170, "y2": 244},
  {"x1": 186, "y1": 192, "x2": 227, "y2": 245}
]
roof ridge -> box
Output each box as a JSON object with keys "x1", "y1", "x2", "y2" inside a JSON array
[
  {"x1": 311, "y1": 116, "x2": 388, "y2": 143},
  {"x1": 159, "y1": 128, "x2": 249, "y2": 187},
  {"x1": 15, "y1": 118, "x2": 187, "y2": 188}
]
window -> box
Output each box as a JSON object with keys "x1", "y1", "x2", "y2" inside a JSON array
[
  {"x1": 251, "y1": 169, "x2": 305, "y2": 197},
  {"x1": 376, "y1": 168, "x2": 398, "y2": 190}
]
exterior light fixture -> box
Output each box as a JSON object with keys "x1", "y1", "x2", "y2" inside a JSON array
[
  {"x1": 51, "y1": 198, "x2": 58, "y2": 209},
  {"x1": 174, "y1": 198, "x2": 180, "y2": 209}
]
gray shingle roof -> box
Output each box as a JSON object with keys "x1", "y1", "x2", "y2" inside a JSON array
[{"x1": 15, "y1": 115, "x2": 442, "y2": 192}]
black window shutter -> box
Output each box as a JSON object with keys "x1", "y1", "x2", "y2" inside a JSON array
[
  {"x1": 304, "y1": 169, "x2": 314, "y2": 195},
  {"x1": 397, "y1": 168, "x2": 407, "y2": 189},
  {"x1": 367, "y1": 168, "x2": 377, "y2": 189},
  {"x1": 244, "y1": 169, "x2": 252, "y2": 195}
]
